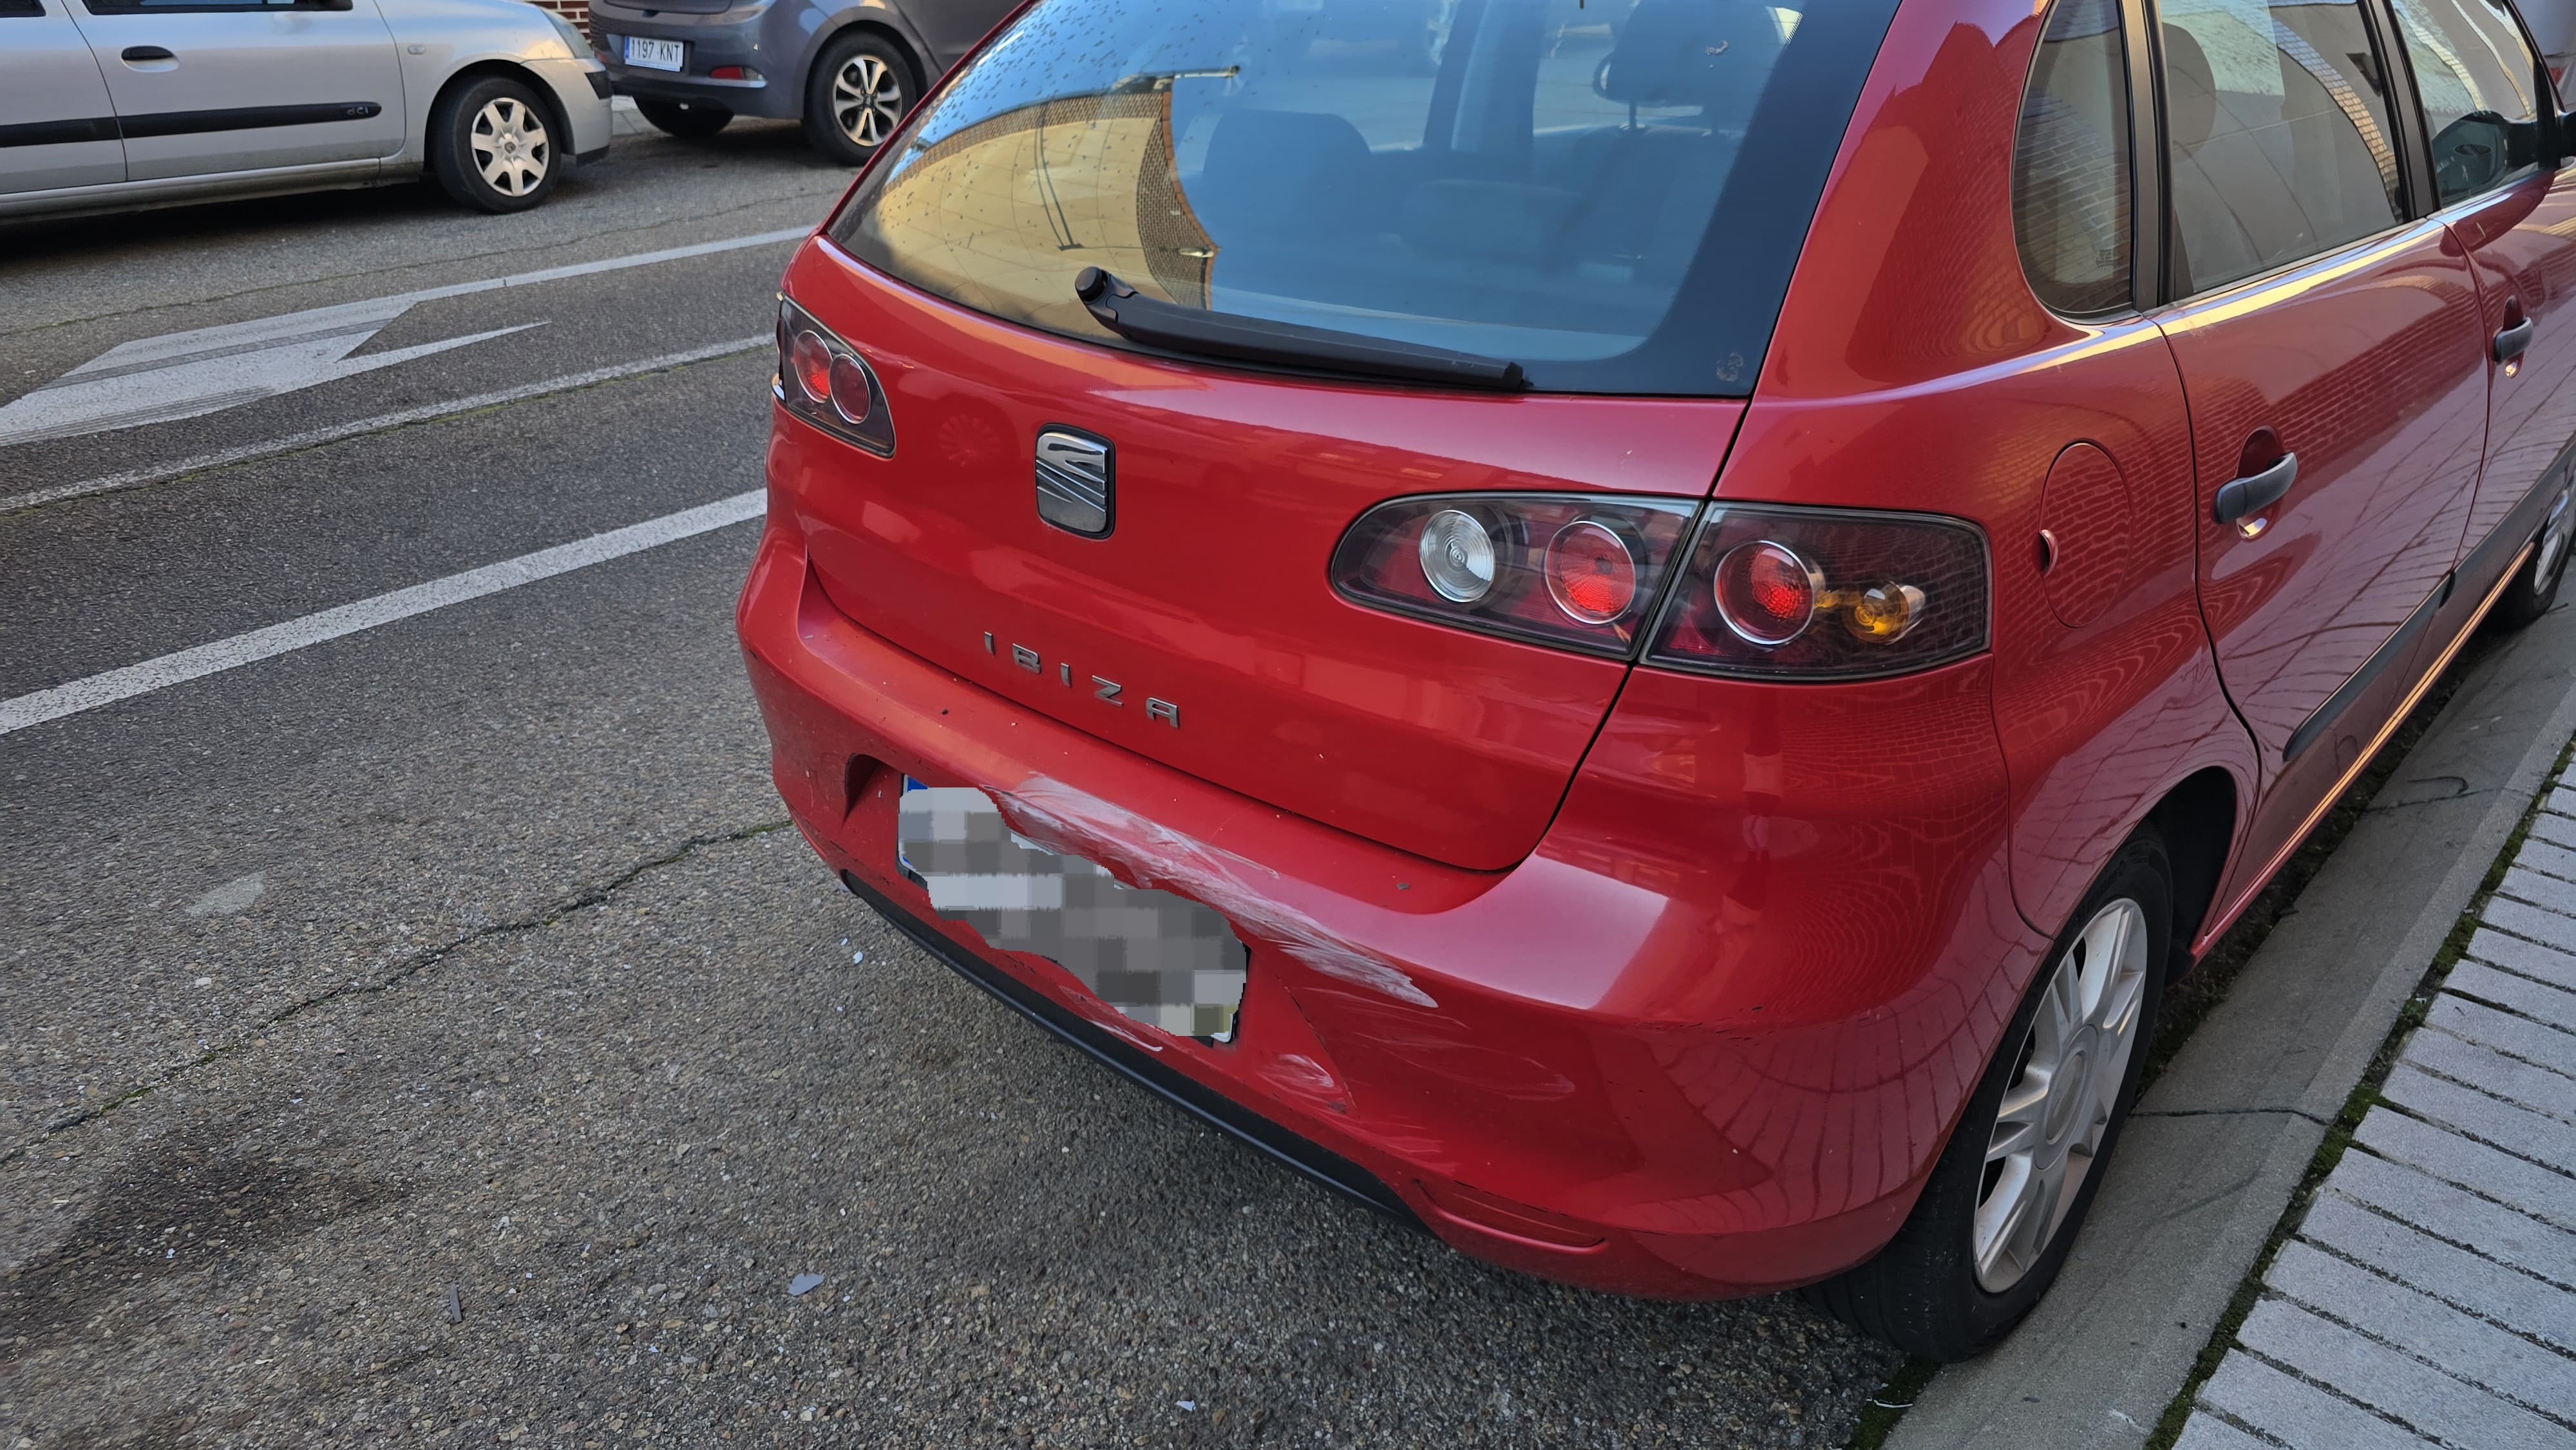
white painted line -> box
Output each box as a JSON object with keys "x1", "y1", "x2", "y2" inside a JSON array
[
  {"x1": 0, "y1": 225, "x2": 808, "y2": 449},
  {"x1": 0, "y1": 490, "x2": 765, "y2": 737},
  {"x1": 0, "y1": 335, "x2": 770, "y2": 514}
]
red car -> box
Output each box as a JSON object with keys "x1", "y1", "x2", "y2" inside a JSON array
[{"x1": 738, "y1": 0, "x2": 2576, "y2": 1357}]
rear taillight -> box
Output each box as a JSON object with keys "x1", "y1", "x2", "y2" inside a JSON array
[
  {"x1": 775, "y1": 297, "x2": 895, "y2": 457},
  {"x1": 1650, "y1": 505, "x2": 1987, "y2": 679},
  {"x1": 1330, "y1": 494, "x2": 1697, "y2": 655}
]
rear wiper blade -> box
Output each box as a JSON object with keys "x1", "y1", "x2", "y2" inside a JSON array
[{"x1": 1075, "y1": 268, "x2": 1526, "y2": 391}]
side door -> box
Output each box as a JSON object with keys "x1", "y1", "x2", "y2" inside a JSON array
[
  {"x1": 2154, "y1": 0, "x2": 2490, "y2": 907},
  {"x1": 71, "y1": 0, "x2": 404, "y2": 183},
  {"x1": 901, "y1": 0, "x2": 1022, "y2": 72},
  {"x1": 1, "y1": 0, "x2": 126, "y2": 194},
  {"x1": 2389, "y1": 0, "x2": 2576, "y2": 610}
]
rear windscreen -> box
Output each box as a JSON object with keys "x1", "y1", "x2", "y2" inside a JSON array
[{"x1": 828, "y1": 0, "x2": 1898, "y2": 396}]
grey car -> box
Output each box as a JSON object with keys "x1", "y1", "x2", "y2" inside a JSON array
[
  {"x1": 0, "y1": 0, "x2": 612, "y2": 221},
  {"x1": 589, "y1": 0, "x2": 1018, "y2": 164}
]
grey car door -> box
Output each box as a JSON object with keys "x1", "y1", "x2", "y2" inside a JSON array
[
  {"x1": 72, "y1": 0, "x2": 405, "y2": 182},
  {"x1": 906, "y1": 0, "x2": 1020, "y2": 69},
  {"x1": 0, "y1": 0, "x2": 126, "y2": 194}
]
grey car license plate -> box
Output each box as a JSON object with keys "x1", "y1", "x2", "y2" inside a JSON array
[
  {"x1": 623, "y1": 36, "x2": 684, "y2": 71},
  {"x1": 898, "y1": 780, "x2": 1247, "y2": 1039}
]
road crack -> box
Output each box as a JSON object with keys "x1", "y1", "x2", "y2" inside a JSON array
[{"x1": 0, "y1": 816, "x2": 791, "y2": 1169}]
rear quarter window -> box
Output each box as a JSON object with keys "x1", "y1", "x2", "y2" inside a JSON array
[
  {"x1": 828, "y1": 0, "x2": 1902, "y2": 396},
  {"x1": 2014, "y1": 0, "x2": 2136, "y2": 315}
]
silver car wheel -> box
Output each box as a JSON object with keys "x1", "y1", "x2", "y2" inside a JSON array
[
  {"x1": 1973, "y1": 896, "x2": 2151, "y2": 1293},
  {"x1": 832, "y1": 53, "x2": 904, "y2": 148},
  {"x1": 471, "y1": 97, "x2": 551, "y2": 197},
  {"x1": 2537, "y1": 486, "x2": 2573, "y2": 592}
]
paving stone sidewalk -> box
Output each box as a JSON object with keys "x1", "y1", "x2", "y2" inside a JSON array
[{"x1": 2177, "y1": 770, "x2": 2576, "y2": 1450}]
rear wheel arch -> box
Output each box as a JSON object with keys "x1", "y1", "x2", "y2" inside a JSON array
[{"x1": 2143, "y1": 767, "x2": 2237, "y2": 973}]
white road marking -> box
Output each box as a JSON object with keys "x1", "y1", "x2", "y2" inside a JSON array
[
  {"x1": 0, "y1": 334, "x2": 770, "y2": 515},
  {"x1": 0, "y1": 491, "x2": 766, "y2": 737},
  {"x1": 0, "y1": 225, "x2": 808, "y2": 449}
]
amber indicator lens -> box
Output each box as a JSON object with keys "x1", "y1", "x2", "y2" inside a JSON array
[
  {"x1": 1331, "y1": 493, "x2": 1698, "y2": 657},
  {"x1": 1545, "y1": 520, "x2": 1639, "y2": 625},
  {"x1": 773, "y1": 297, "x2": 897, "y2": 458},
  {"x1": 1651, "y1": 505, "x2": 1987, "y2": 679},
  {"x1": 1712, "y1": 540, "x2": 1819, "y2": 645}
]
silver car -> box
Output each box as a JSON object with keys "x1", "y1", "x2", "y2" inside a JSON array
[{"x1": 0, "y1": 0, "x2": 613, "y2": 221}]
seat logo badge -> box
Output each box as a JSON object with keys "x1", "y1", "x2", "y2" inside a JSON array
[
  {"x1": 1034, "y1": 427, "x2": 1113, "y2": 538},
  {"x1": 984, "y1": 632, "x2": 1178, "y2": 728}
]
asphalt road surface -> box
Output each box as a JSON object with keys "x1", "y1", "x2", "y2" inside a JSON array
[{"x1": 0, "y1": 120, "x2": 1895, "y2": 1446}]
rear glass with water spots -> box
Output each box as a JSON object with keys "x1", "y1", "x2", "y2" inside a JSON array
[{"x1": 828, "y1": 0, "x2": 1900, "y2": 397}]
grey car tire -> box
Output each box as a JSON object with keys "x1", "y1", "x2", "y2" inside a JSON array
[
  {"x1": 2487, "y1": 484, "x2": 2572, "y2": 633},
  {"x1": 430, "y1": 76, "x2": 560, "y2": 214},
  {"x1": 802, "y1": 31, "x2": 915, "y2": 166}
]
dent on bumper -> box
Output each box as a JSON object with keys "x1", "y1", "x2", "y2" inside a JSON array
[{"x1": 736, "y1": 510, "x2": 2048, "y2": 1297}]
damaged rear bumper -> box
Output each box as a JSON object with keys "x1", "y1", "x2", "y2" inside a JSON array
[{"x1": 736, "y1": 503, "x2": 2048, "y2": 1298}]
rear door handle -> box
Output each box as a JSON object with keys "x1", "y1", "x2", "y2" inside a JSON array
[
  {"x1": 2213, "y1": 452, "x2": 2298, "y2": 525},
  {"x1": 2497, "y1": 317, "x2": 2537, "y2": 363},
  {"x1": 120, "y1": 44, "x2": 175, "y2": 61}
]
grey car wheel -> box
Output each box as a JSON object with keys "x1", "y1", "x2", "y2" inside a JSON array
[
  {"x1": 431, "y1": 76, "x2": 560, "y2": 214},
  {"x1": 802, "y1": 32, "x2": 913, "y2": 166}
]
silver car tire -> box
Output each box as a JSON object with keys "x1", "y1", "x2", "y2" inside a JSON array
[{"x1": 430, "y1": 75, "x2": 561, "y2": 214}]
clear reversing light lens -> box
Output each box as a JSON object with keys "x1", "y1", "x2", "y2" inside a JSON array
[
  {"x1": 1418, "y1": 509, "x2": 1496, "y2": 603},
  {"x1": 1651, "y1": 505, "x2": 1987, "y2": 680},
  {"x1": 828, "y1": 354, "x2": 875, "y2": 426},
  {"x1": 1545, "y1": 520, "x2": 1639, "y2": 625},
  {"x1": 790, "y1": 331, "x2": 834, "y2": 403}
]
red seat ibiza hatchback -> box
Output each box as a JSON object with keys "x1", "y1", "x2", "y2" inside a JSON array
[{"x1": 739, "y1": 0, "x2": 2576, "y2": 1357}]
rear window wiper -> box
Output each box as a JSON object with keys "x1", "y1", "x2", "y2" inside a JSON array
[{"x1": 1075, "y1": 268, "x2": 1526, "y2": 391}]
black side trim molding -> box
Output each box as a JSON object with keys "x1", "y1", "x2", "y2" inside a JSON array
[
  {"x1": 0, "y1": 117, "x2": 119, "y2": 149},
  {"x1": 118, "y1": 101, "x2": 382, "y2": 139},
  {"x1": 837, "y1": 870, "x2": 1428, "y2": 1232},
  {"x1": 2286, "y1": 576, "x2": 2452, "y2": 763}
]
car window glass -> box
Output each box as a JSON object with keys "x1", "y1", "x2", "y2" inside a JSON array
[
  {"x1": 2014, "y1": 0, "x2": 2134, "y2": 314},
  {"x1": 0, "y1": 0, "x2": 46, "y2": 15},
  {"x1": 2389, "y1": 0, "x2": 2543, "y2": 204},
  {"x1": 84, "y1": 0, "x2": 338, "y2": 10},
  {"x1": 2159, "y1": 0, "x2": 2405, "y2": 296},
  {"x1": 828, "y1": 0, "x2": 1904, "y2": 396}
]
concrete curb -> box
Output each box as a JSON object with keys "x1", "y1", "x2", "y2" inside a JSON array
[{"x1": 1886, "y1": 603, "x2": 2576, "y2": 1449}]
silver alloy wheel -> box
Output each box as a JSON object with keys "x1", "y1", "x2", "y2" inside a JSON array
[
  {"x1": 831, "y1": 53, "x2": 904, "y2": 149},
  {"x1": 2537, "y1": 486, "x2": 2573, "y2": 591},
  {"x1": 1973, "y1": 896, "x2": 2151, "y2": 1293},
  {"x1": 470, "y1": 97, "x2": 550, "y2": 197}
]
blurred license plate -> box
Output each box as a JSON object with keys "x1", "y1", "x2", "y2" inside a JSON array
[
  {"x1": 624, "y1": 37, "x2": 684, "y2": 71},
  {"x1": 897, "y1": 779, "x2": 1246, "y2": 1039}
]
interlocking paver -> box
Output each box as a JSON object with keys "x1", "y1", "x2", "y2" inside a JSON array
[
  {"x1": 2330, "y1": 1153, "x2": 2576, "y2": 1288},
  {"x1": 2528, "y1": 810, "x2": 2576, "y2": 852},
  {"x1": 2300, "y1": 1194, "x2": 2576, "y2": 1350},
  {"x1": 2427, "y1": 995, "x2": 2576, "y2": 1077},
  {"x1": 2484, "y1": 896, "x2": 2576, "y2": 954},
  {"x1": 2448, "y1": 961, "x2": 2576, "y2": 1033},
  {"x1": 2545, "y1": 785, "x2": 2576, "y2": 820},
  {"x1": 2175, "y1": 1416, "x2": 2277, "y2": 1450},
  {"x1": 2267, "y1": 1239, "x2": 2576, "y2": 1422},
  {"x1": 2236, "y1": 1297, "x2": 2576, "y2": 1450},
  {"x1": 2408, "y1": 1023, "x2": 2576, "y2": 1122},
  {"x1": 2356, "y1": 1107, "x2": 2576, "y2": 1232},
  {"x1": 2380, "y1": 1066, "x2": 2576, "y2": 1179},
  {"x1": 2468, "y1": 927, "x2": 2576, "y2": 993},
  {"x1": 2199, "y1": 1352, "x2": 2438, "y2": 1449},
  {"x1": 2501, "y1": 866, "x2": 2576, "y2": 923}
]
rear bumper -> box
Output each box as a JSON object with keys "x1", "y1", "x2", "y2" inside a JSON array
[
  {"x1": 737, "y1": 486, "x2": 2048, "y2": 1298},
  {"x1": 590, "y1": 8, "x2": 799, "y2": 120}
]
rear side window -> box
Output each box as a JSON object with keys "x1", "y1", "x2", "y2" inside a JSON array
[
  {"x1": 2159, "y1": 0, "x2": 2406, "y2": 296},
  {"x1": 2014, "y1": 0, "x2": 2135, "y2": 315},
  {"x1": 2390, "y1": 0, "x2": 2544, "y2": 205},
  {"x1": 828, "y1": 0, "x2": 1902, "y2": 396}
]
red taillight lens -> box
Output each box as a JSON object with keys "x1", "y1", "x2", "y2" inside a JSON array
[
  {"x1": 1545, "y1": 521, "x2": 1639, "y2": 625},
  {"x1": 1331, "y1": 494, "x2": 1695, "y2": 655},
  {"x1": 1651, "y1": 505, "x2": 1987, "y2": 679},
  {"x1": 1712, "y1": 540, "x2": 1819, "y2": 645},
  {"x1": 775, "y1": 297, "x2": 896, "y2": 457},
  {"x1": 790, "y1": 330, "x2": 834, "y2": 402}
]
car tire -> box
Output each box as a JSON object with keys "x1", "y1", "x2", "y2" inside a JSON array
[
  {"x1": 2486, "y1": 484, "x2": 2572, "y2": 632},
  {"x1": 430, "y1": 75, "x2": 561, "y2": 214},
  {"x1": 802, "y1": 30, "x2": 915, "y2": 166},
  {"x1": 635, "y1": 97, "x2": 734, "y2": 139},
  {"x1": 1803, "y1": 833, "x2": 2173, "y2": 1362}
]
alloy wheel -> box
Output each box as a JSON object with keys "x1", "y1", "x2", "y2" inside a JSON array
[
  {"x1": 832, "y1": 54, "x2": 905, "y2": 149},
  {"x1": 1973, "y1": 896, "x2": 2151, "y2": 1292},
  {"x1": 471, "y1": 98, "x2": 551, "y2": 198},
  {"x1": 2537, "y1": 486, "x2": 2573, "y2": 593}
]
